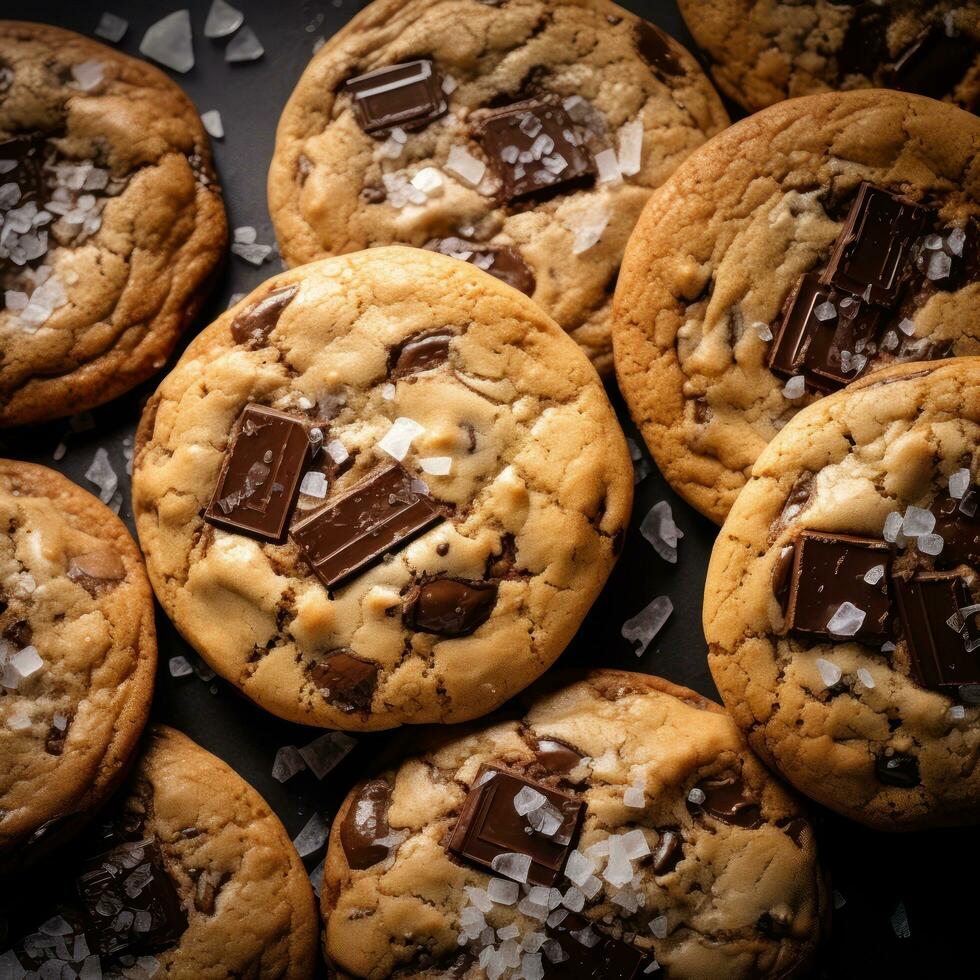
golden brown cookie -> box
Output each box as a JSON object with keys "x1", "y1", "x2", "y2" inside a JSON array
[{"x1": 0, "y1": 21, "x2": 227, "y2": 427}]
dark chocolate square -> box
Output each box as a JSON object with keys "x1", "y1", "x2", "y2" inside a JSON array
[
  {"x1": 894, "y1": 573, "x2": 979, "y2": 690},
  {"x1": 204, "y1": 404, "x2": 311, "y2": 542},
  {"x1": 931, "y1": 485, "x2": 980, "y2": 571},
  {"x1": 821, "y1": 182, "x2": 929, "y2": 307},
  {"x1": 475, "y1": 97, "x2": 594, "y2": 202},
  {"x1": 345, "y1": 60, "x2": 447, "y2": 134},
  {"x1": 543, "y1": 912, "x2": 652, "y2": 979},
  {"x1": 447, "y1": 764, "x2": 583, "y2": 887},
  {"x1": 785, "y1": 531, "x2": 894, "y2": 643}
]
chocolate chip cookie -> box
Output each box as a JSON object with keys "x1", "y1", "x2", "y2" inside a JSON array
[
  {"x1": 0, "y1": 460, "x2": 155, "y2": 873},
  {"x1": 132, "y1": 247, "x2": 633, "y2": 731},
  {"x1": 0, "y1": 724, "x2": 319, "y2": 978},
  {"x1": 0, "y1": 22, "x2": 227, "y2": 427},
  {"x1": 321, "y1": 669, "x2": 826, "y2": 979},
  {"x1": 678, "y1": 0, "x2": 980, "y2": 114},
  {"x1": 268, "y1": 0, "x2": 728, "y2": 374},
  {"x1": 705, "y1": 358, "x2": 980, "y2": 829},
  {"x1": 613, "y1": 88, "x2": 980, "y2": 524}
]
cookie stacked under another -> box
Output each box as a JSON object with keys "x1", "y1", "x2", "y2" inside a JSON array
[
  {"x1": 0, "y1": 22, "x2": 227, "y2": 427},
  {"x1": 132, "y1": 247, "x2": 633, "y2": 731},
  {"x1": 321, "y1": 670, "x2": 826, "y2": 979},
  {"x1": 268, "y1": 0, "x2": 728, "y2": 373}
]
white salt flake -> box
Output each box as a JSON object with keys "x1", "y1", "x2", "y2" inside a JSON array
[
  {"x1": 649, "y1": 915, "x2": 668, "y2": 939},
  {"x1": 623, "y1": 783, "x2": 645, "y2": 808},
  {"x1": 168, "y1": 655, "x2": 193, "y2": 678},
  {"x1": 897, "y1": 317, "x2": 916, "y2": 336},
  {"x1": 687, "y1": 787, "x2": 706, "y2": 805},
  {"x1": 902, "y1": 505, "x2": 935, "y2": 538},
  {"x1": 619, "y1": 829, "x2": 650, "y2": 859},
  {"x1": 95, "y1": 12, "x2": 128, "y2": 43},
  {"x1": 827, "y1": 602, "x2": 866, "y2": 638},
  {"x1": 563, "y1": 849, "x2": 596, "y2": 887},
  {"x1": 419, "y1": 456, "x2": 451, "y2": 476},
  {"x1": 490, "y1": 851, "x2": 531, "y2": 883},
  {"x1": 783, "y1": 375, "x2": 806, "y2": 400},
  {"x1": 140, "y1": 11, "x2": 194, "y2": 74},
  {"x1": 205, "y1": 0, "x2": 244, "y2": 38},
  {"x1": 411, "y1": 167, "x2": 444, "y2": 197},
  {"x1": 752, "y1": 321, "x2": 773, "y2": 341},
  {"x1": 379, "y1": 417, "x2": 424, "y2": 461},
  {"x1": 444, "y1": 145, "x2": 486, "y2": 188},
  {"x1": 200, "y1": 109, "x2": 224, "y2": 139},
  {"x1": 514, "y1": 786, "x2": 547, "y2": 815},
  {"x1": 325, "y1": 439, "x2": 348, "y2": 464},
  {"x1": 602, "y1": 836, "x2": 634, "y2": 887},
  {"x1": 299, "y1": 471, "x2": 328, "y2": 498},
  {"x1": 380, "y1": 382, "x2": 396, "y2": 401},
  {"x1": 949, "y1": 468, "x2": 971, "y2": 499},
  {"x1": 299, "y1": 731, "x2": 356, "y2": 779},
  {"x1": 487, "y1": 878, "x2": 519, "y2": 905},
  {"x1": 231, "y1": 242, "x2": 272, "y2": 265},
  {"x1": 272, "y1": 745, "x2": 307, "y2": 782},
  {"x1": 71, "y1": 59, "x2": 105, "y2": 92},
  {"x1": 10, "y1": 645, "x2": 43, "y2": 682},
  {"x1": 568, "y1": 201, "x2": 609, "y2": 255},
  {"x1": 882, "y1": 511, "x2": 904, "y2": 543},
  {"x1": 85, "y1": 447, "x2": 118, "y2": 503},
  {"x1": 926, "y1": 251, "x2": 951, "y2": 281},
  {"x1": 234, "y1": 225, "x2": 257, "y2": 244},
  {"x1": 815, "y1": 657, "x2": 842, "y2": 689},
  {"x1": 622, "y1": 595, "x2": 673, "y2": 657},
  {"x1": 813, "y1": 301, "x2": 837, "y2": 321},
  {"x1": 617, "y1": 119, "x2": 643, "y2": 177},
  {"x1": 226, "y1": 26, "x2": 264, "y2": 63},
  {"x1": 561, "y1": 886, "x2": 585, "y2": 912},
  {"x1": 856, "y1": 667, "x2": 875, "y2": 689},
  {"x1": 917, "y1": 533, "x2": 944, "y2": 556},
  {"x1": 292, "y1": 813, "x2": 329, "y2": 857},
  {"x1": 891, "y1": 900, "x2": 911, "y2": 939},
  {"x1": 947, "y1": 704, "x2": 966, "y2": 722},
  {"x1": 639, "y1": 500, "x2": 684, "y2": 563},
  {"x1": 7, "y1": 709, "x2": 31, "y2": 731},
  {"x1": 864, "y1": 564, "x2": 885, "y2": 585},
  {"x1": 465, "y1": 885, "x2": 493, "y2": 914},
  {"x1": 594, "y1": 148, "x2": 621, "y2": 185}
]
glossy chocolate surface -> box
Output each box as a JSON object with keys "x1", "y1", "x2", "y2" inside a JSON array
[
  {"x1": 340, "y1": 779, "x2": 392, "y2": 870},
  {"x1": 533, "y1": 738, "x2": 584, "y2": 775},
  {"x1": 425, "y1": 237, "x2": 536, "y2": 296},
  {"x1": 543, "y1": 912, "x2": 652, "y2": 979},
  {"x1": 229, "y1": 284, "x2": 299, "y2": 347},
  {"x1": 931, "y1": 486, "x2": 980, "y2": 570},
  {"x1": 345, "y1": 59, "x2": 447, "y2": 134},
  {"x1": 634, "y1": 21, "x2": 683, "y2": 77},
  {"x1": 888, "y1": 26, "x2": 975, "y2": 101},
  {"x1": 310, "y1": 648, "x2": 378, "y2": 713},
  {"x1": 651, "y1": 828, "x2": 682, "y2": 875},
  {"x1": 388, "y1": 330, "x2": 453, "y2": 379},
  {"x1": 875, "y1": 753, "x2": 919, "y2": 788},
  {"x1": 405, "y1": 578, "x2": 498, "y2": 636},
  {"x1": 688, "y1": 776, "x2": 762, "y2": 829}
]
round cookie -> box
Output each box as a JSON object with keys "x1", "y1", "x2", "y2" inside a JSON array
[
  {"x1": 0, "y1": 22, "x2": 227, "y2": 427},
  {"x1": 0, "y1": 460, "x2": 155, "y2": 873},
  {"x1": 613, "y1": 88, "x2": 980, "y2": 524},
  {"x1": 132, "y1": 246, "x2": 633, "y2": 730},
  {"x1": 677, "y1": 0, "x2": 980, "y2": 114},
  {"x1": 705, "y1": 358, "x2": 980, "y2": 830},
  {"x1": 268, "y1": 0, "x2": 728, "y2": 374},
  {"x1": 0, "y1": 724, "x2": 319, "y2": 978},
  {"x1": 321, "y1": 669, "x2": 826, "y2": 979}
]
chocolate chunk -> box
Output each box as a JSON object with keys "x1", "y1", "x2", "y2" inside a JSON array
[
  {"x1": 77, "y1": 837, "x2": 188, "y2": 957},
  {"x1": 291, "y1": 462, "x2": 443, "y2": 591},
  {"x1": 0, "y1": 133, "x2": 46, "y2": 205},
  {"x1": 204, "y1": 405, "x2": 311, "y2": 542},
  {"x1": 888, "y1": 26, "x2": 975, "y2": 101},
  {"x1": 230, "y1": 284, "x2": 299, "y2": 347},
  {"x1": 688, "y1": 777, "x2": 762, "y2": 828},
  {"x1": 651, "y1": 828, "x2": 682, "y2": 874},
  {"x1": 405, "y1": 578, "x2": 497, "y2": 636},
  {"x1": 341, "y1": 778, "x2": 392, "y2": 870},
  {"x1": 931, "y1": 486, "x2": 980, "y2": 570},
  {"x1": 784, "y1": 531, "x2": 893, "y2": 644},
  {"x1": 533, "y1": 738, "x2": 584, "y2": 775},
  {"x1": 447, "y1": 764, "x2": 583, "y2": 887},
  {"x1": 345, "y1": 60, "x2": 447, "y2": 135},
  {"x1": 543, "y1": 912, "x2": 652, "y2": 979},
  {"x1": 836, "y1": 5, "x2": 890, "y2": 80},
  {"x1": 894, "y1": 573, "x2": 979, "y2": 691},
  {"x1": 310, "y1": 649, "x2": 378, "y2": 713},
  {"x1": 388, "y1": 330, "x2": 453, "y2": 379},
  {"x1": 767, "y1": 273, "x2": 880, "y2": 393},
  {"x1": 875, "y1": 753, "x2": 919, "y2": 787},
  {"x1": 634, "y1": 21, "x2": 683, "y2": 77},
  {"x1": 821, "y1": 183, "x2": 929, "y2": 307},
  {"x1": 475, "y1": 96, "x2": 594, "y2": 202},
  {"x1": 425, "y1": 237, "x2": 536, "y2": 296},
  {"x1": 3, "y1": 618, "x2": 32, "y2": 647},
  {"x1": 67, "y1": 549, "x2": 126, "y2": 595}
]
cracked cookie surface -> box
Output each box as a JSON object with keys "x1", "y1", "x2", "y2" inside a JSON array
[
  {"x1": 0, "y1": 21, "x2": 227, "y2": 427},
  {"x1": 0, "y1": 459, "x2": 155, "y2": 872},
  {"x1": 268, "y1": 0, "x2": 728, "y2": 375},
  {"x1": 705, "y1": 358, "x2": 980, "y2": 830},
  {"x1": 320, "y1": 669, "x2": 826, "y2": 979},
  {"x1": 678, "y1": 0, "x2": 980, "y2": 114},
  {"x1": 0, "y1": 724, "x2": 319, "y2": 979},
  {"x1": 131, "y1": 247, "x2": 633, "y2": 731},
  {"x1": 613, "y1": 89, "x2": 980, "y2": 524}
]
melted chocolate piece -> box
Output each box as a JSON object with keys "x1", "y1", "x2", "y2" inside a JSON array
[
  {"x1": 767, "y1": 273, "x2": 880, "y2": 392},
  {"x1": 894, "y1": 573, "x2": 979, "y2": 691},
  {"x1": 785, "y1": 531, "x2": 893, "y2": 644},
  {"x1": 533, "y1": 738, "x2": 584, "y2": 774},
  {"x1": 204, "y1": 405, "x2": 310, "y2": 542},
  {"x1": 543, "y1": 912, "x2": 652, "y2": 979},
  {"x1": 290, "y1": 463, "x2": 443, "y2": 590},
  {"x1": 888, "y1": 26, "x2": 975, "y2": 101},
  {"x1": 230, "y1": 284, "x2": 299, "y2": 347},
  {"x1": 310, "y1": 649, "x2": 378, "y2": 713},
  {"x1": 688, "y1": 777, "x2": 762, "y2": 829},
  {"x1": 875, "y1": 753, "x2": 919, "y2": 787},
  {"x1": 406, "y1": 578, "x2": 497, "y2": 636},
  {"x1": 341, "y1": 779, "x2": 392, "y2": 870},
  {"x1": 425, "y1": 237, "x2": 536, "y2": 296},
  {"x1": 77, "y1": 838, "x2": 188, "y2": 957},
  {"x1": 931, "y1": 486, "x2": 980, "y2": 570},
  {"x1": 2, "y1": 618, "x2": 31, "y2": 647},
  {"x1": 475, "y1": 96, "x2": 594, "y2": 202},
  {"x1": 447, "y1": 764, "x2": 583, "y2": 887},
  {"x1": 345, "y1": 60, "x2": 447, "y2": 134},
  {"x1": 389, "y1": 330, "x2": 453, "y2": 378},
  {"x1": 821, "y1": 183, "x2": 928, "y2": 308},
  {"x1": 0, "y1": 134, "x2": 46, "y2": 203},
  {"x1": 651, "y1": 828, "x2": 682, "y2": 874},
  {"x1": 634, "y1": 21, "x2": 683, "y2": 77}
]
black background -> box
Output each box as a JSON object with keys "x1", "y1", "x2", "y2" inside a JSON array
[{"x1": 0, "y1": 2, "x2": 974, "y2": 977}]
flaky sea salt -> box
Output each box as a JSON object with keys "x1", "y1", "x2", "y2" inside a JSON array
[
  {"x1": 379, "y1": 417, "x2": 424, "y2": 461},
  {"x1": 752, "y1": 321, "x2": 773, "y2": 342},
  {"x1": 649, "y1": 915, "x2": 668, "y2": 939},
  {"x1": 902, "y1": 505, "x2": 935, "y2": 538},
  {"x1": 568, "y1": 201, "x2": 609, "y2": 255},
  {"x1": 594, "y1": 148, "x2": 622, "y2": 185},
  {"x1": 205, "y1": 0, "x2": 244, "y2": 38},
  {"x1": 411, "y1": 167, "x2": 444, "y2": 197},
  {"x1": 419, "y1": 456, "x2": 451, "y2": 476},
  {"x1": 71, "y1": 59, "x2": 105, "y2": 92},
  {"x1": 200, "y1": 109, "x2": 224, "y2": 139},
  {"x1": 622, "y1": 595, "x2": 672, "y2": 657},
  {"x1": 564, "y1": 850, "x2": 595, "y2": 887},
  {"x1": 140, "y1": 11, "x2": 194, "y2": 74},
  {"x1": 783, "y1": 375, "x2": 806, "y2": 400},
  {"x1": 444, "y1": 145, "x2": 486, "y2": 188},
  {"x1": 827, "y1": 602, "x2": 865, "y2": 638},
  {"x1": 864, "y1": 564, "x2": 885, "y2": 585},
  {"x1": 226, "y1": 26, "x2": 264, "y2": 63},
  {"x1": 623, "y1": 783, "x2": 645, "y2": 808},
  {"x1": 292, "y1": 813, "x2": 329, "y2": 857},
  {"x1": 917, "y1": 533, "x2": 944, "y2": 556},
  {"x1": 617, "y1": 119, "x2": 643, "y2": 177},
  {"x1": 85, "y1": 447, "x2": 118, "y2": 503},
  {"x1": 949, "y1": 468, "x2": 971, "y2": 499},
  {"x1": 298, "y1": 731, "x2": 356, "y2": 779},
  {"x1": 491, "y1": 852, "x2": 532, "y2": 883},
  {"x1": 815, "y1": 657, "x2": 842, "y2": 689},
  {"x1": 272, "y1": 744, "x2": 307, "y2": 782},
  {"x1": 95, "y1": 12, "x2": 128, "y2": 43},
  {"x1": 856, "y1": 667, "x2": 875, "y2": 689},
  {"x1": 487, "y1": 878, "x2": 519, "y2": 905},
  {"x1": 168, "y1": 655, "x2": 193, "y2": 678},
  {"x1": 882, "y1": 512, "x2": 904, "y2": 543},
  {"x1": 687, "y1": 787, "x2": 706, "y2": 805},
  {"x1": 299, "y1": 471, "x2": 328, "y2": 498},
  {"x1": 234, "y1": 226, "x2": 256, "y2": 243},
  {"x1": 231, "y1": 242, "x2": 273, "y2": 265},
  {"x1": 325, "y1": 439, "x2": 348, "y2": 464},
  {"x1": 640, "y1": 500, "x2": 684, "y2": 563}
]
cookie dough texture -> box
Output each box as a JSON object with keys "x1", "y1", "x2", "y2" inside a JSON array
[
  {"x1": 132, "y1": 247, "x2": 633, "y2": 731},
  {"x1": 705, "y1": 359, "x2": 980, "y2": 830},
  {"x1": 321, "y1": 670, "x2": 826, "y2": 979},
  {"x1": 678, "y1": 1, "x2": 980, "y2": 114},
  {"x1": 613, "y1": 89, "x2": 980, "y2": 524},
  {"x1": 0, "y1": 460, "x2": 155, "y2": 871},
  {"x1": 268, "y1": 0, "x2": 728, "y2": 374},
  {"x1": 0, "y1": 22, "x2": 227, "y2": 427},
  {"x1": 118, "y1": 726, "x2": 318, "y2": 978}
]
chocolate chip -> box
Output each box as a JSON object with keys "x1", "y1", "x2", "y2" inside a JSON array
[
  {"x1": 310, "y1": 649, "x2": 378, "y2": 713},
  {"x1": 634, "y1": 21, "x2": 683, "y2": 77},
  {"x1": 405, "y1": 578, "x2": 498, "y2": 637},
  {"x1": 345, "y1": 60, "x2": 447, "y2": 135},
  {"x1": 2, "y1": 619, "x2": 32, "y2": 647},
  {"x1": 533, "y1": 738, "x2": 584, "y2": 775},
  {"x1": 341, "y1": 778, "x2": 392, "y2": 870},
  {"x1": 651, "y1": 828, "x2": 682, "y2": 874},
  {"x1": 388, "y1": 330, "x2": 453, "y2": 379},
  {"x1": 542, "y1": 912, "x2": 653, "y2": 978},
  {"x1": 425, "y1": 237, "x2": 536, "y2": 296},
  {"x1": 687, "y1": 777, "x2": 763, "y2": 828},
  {"x1": 931, "y1": 486, "x2": 980, "y2": 570},
  {"x1": 230, "y1": 284, "x2": 299, "y2": 347},
  {"x1": 875, "y1": 753, "x2": 919, "y2": 787}
]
